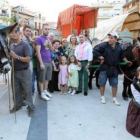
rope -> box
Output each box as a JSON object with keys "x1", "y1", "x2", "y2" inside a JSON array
[
  {"x1": 119, "y1": 65, "x2": 133, "y2": 82},
  {"x1": 12, "y1": 58, "x2": 17, "y2": 123}
]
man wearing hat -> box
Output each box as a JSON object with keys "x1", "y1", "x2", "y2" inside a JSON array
[{"x1": 93, "y1": 32, "x2": 132, "y2": 105}]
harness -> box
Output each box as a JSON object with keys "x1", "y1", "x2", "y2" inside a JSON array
[
  {"x1": 0, "y1": 33, "x2": 10, "y2": 73},
  {"x1": 132, "y1": 45, "x2": 140, "y2": 61},
  {"x1": 0, "y1": 34, "x2": 10, "y2": 59}
]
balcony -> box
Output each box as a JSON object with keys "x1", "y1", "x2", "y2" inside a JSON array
[
  {"x1": 98, "y1": 13, "x2": 113, "y2": 18},
  {"x1": 0, "y1": 13, "x2": 9, "y2": 17}
]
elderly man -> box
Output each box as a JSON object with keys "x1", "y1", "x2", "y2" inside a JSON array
[
  {"x1": 10, "y1": 26, "x2": 34, "y2": 117},
  {"x1": 93, "y1": 32, "x2": 132, "y2": 105},
  {"x1": 48, "y1": 32, "x2": 55, "y2": 42},
  {"x1": 67, "y1": 29, "x2": 79, "y2": 42},
  {"x1": 75, "y1": 34, "x2": 93, "y2": 96}
]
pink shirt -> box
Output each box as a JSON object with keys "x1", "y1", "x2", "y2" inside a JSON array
[{"x1": 75, "y1": 42, "x2": 93, "y2": 61}]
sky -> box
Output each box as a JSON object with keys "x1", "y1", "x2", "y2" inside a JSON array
[{"x1": 8, "y1": 0, "x2": 94, "y2": 22}]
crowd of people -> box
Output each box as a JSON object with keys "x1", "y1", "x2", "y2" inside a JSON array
[
  {"x1": 8, "y1": 18, "x2": 93, "y2": 117},
  {"x1": 7, "y1": 18, "x2": 140, "y2": 137}
]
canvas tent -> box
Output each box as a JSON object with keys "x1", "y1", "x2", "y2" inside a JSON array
[
  {"x1": 57, "y1": 4, "x2": 98, "y2": 38},
  {"x1": 90, "y1": 12, "x2": 140, "y2": 41}
]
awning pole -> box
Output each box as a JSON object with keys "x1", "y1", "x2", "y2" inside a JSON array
[
  {"x1": 71, "y1": 21, "x2": 73, "y2": 34},
  {"x1": 93, "y1": 10, "x2": 96, "y2": 38},
  {"x1": 61, "y1": 25, "x2": 63, "y2": 38},
  {"x1": 83, "y1": 15, "x2": 84, "y2": 34}
]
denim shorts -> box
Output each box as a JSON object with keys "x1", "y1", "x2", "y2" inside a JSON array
[{"x1": 98, "y1": 71, "x2": 118, "y2": 87}]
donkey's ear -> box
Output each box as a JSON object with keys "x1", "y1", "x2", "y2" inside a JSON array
[{"x1": 0, "y1": 23, "x2": 18, "y2": 37}]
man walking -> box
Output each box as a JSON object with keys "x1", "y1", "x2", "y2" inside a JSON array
[
  {"x1": 75, "y1": 34, "x2": 93, "y2": 96},
  {"x1": 10, "y1": 26, "x2": 34, "y2": 117},
  {"x1": 93, "y1": 32, "x2": 132, "y2": 105},
  {"x1": 35, "y1": 24, "x2": 52, "y2": 101}
]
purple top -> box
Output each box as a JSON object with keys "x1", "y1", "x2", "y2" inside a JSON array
[{"x1": 35, "y1": 35, "x2": 51, "y2": 63}]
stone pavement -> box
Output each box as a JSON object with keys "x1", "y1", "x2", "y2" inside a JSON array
[
  {"x1": 0, "y1": 74, "x2": 138, "y2": 140},
  {"x1": 48, "y1": 76, "x2": 137, "y2": 140}
]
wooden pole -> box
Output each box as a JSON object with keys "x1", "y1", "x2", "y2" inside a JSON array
[
  {"x1": 71, "y1": 21, "x2": 73, "y2": 34},
  {"x1": 93, "y1": 10, "x2": 96, "y2": 38},
  {"x1": 83, "y1": 15, "x2": 84, "y2": 34}
]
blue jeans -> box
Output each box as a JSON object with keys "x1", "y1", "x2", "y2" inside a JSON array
[
  {"x1": 32, "y1": 68, "x2": 40, "y2": 95},
  {"x1": 98, "y1": 71, "x2": 118, "y2": 87}
]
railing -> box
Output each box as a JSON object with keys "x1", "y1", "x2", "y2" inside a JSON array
[
  {"x1": 0, "y1": 14, "x2": 9, "y2": 17},
  {"x1": 89, "y1": 62, "x2": 127, "y2": 69}
]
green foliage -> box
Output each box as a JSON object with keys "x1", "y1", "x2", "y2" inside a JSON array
[{"x1": 0, "y1": 13, "x2": 17, "y2": 25}]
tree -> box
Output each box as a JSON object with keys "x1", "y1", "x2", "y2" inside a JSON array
[{"x1": 0, "y1": 13, "x2": 17, "y2": 26}]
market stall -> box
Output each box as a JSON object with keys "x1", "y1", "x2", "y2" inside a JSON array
[{"x1": 57, "y1": 4, "x2": 98, "y2": 38}]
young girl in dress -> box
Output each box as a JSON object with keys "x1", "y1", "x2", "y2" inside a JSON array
[
  {"x1": 68, "y1": 55, "x2": 81, "y2": 95},
  {"x1": 58, "y1": 56, "x2": 68, "y2": 94}
]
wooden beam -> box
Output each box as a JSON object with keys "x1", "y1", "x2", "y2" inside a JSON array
[{"x1": 124, "y1": 19, "x2": 140, "y2": 24}]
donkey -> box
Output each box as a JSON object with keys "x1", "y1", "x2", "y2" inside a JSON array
[{"x1": 0, "y1": 23, "x2": 18, "y2": 73}]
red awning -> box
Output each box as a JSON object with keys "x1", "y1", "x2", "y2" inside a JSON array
[{"x1": 57, "y1": 4, "x2": 98, "y2": 38}]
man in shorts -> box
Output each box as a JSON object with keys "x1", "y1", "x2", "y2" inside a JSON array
[
  {"x1": 35, "y1": 24, "x2": 52, "y2": 101},
  {"x1": 93, "y1": 32, "x2": 132, "y2": 106}
]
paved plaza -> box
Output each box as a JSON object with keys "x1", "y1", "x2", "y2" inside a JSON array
[{"x1": 0, "y1": 74, "x2": 138, "y2": 140}]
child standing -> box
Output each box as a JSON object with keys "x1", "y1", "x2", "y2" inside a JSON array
[
  {"x1": 58, "y1": 56, "x2": 68, "y2": 94},
  {"x1": 68, "y1": 55, "x2": 81, "y2": 95}
]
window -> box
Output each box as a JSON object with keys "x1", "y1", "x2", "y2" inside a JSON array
[
  {"x1": 35, "y1": 22, "x2": 37, "y2": 29},
  {"x1": 39, "y1": 14, "x2": 41, "y2": 20},
  {"x1": 1, "y1": 10, "x2": 6, "y2": 16},
  {"x1": 114, "y1": 9, "x2": 120, "y2": 15},
  {"x1": 39, "y1": 23, "x2": 41, "y2": 29},
  {"x1": 103, "y1": 9, "x2": 109, "y2": 16}
]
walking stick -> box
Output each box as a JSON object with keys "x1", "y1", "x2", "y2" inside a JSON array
[
  {"x1": 7, "y1": 72, "x2": 11, "y2": 112},
  {"x1": 12, "y1": 58, "x2": 17, "y2": 123}
]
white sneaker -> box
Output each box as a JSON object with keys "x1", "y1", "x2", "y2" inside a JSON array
[
  {"x1": 41, "y1": 92, "x2": 50, "y2": 101},
  {"x1": 112, "y1": 98, "x2": 120, "y2": 106},
  {"x1": 71, "y1": 90, "x2": 76, "y2": 96},
  {"x1": 44, "y1": 90, "x2": 52, "y2": 98},
  {"x1": 68, "y1": 89, "x2": 72, "y2": 94},
  {"x1": 101, "y1": 97, "x2": 106, "y2": 104}
]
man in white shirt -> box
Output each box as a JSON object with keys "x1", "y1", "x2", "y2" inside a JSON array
[
  {"x1": 67, "y1": 29, "x2": 79, "y2": 42},
  {"x1": 75, "y1": 34, "x2": 93, "y2": 96}
]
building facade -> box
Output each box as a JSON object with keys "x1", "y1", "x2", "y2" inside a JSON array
[
  {"x1": 46, "y1": 22, "x2": 60, "y2": 40},
  {"x1": 0, "y1": 0, "x2": 11, "y2": 27},
  {"x1": 12, "y1": 6, "x2": 35, "y2": 28},
  {"x1": 34, "y1": 12, "x2": 46, "y2": 36},
  {"x1": 92, "y1": 0, "x2": 126, "y2": 21},
  {"x1": 12, "y1": 6, "x2": 46, "y2": 36},
  {"x1": 123, "y1": 0, "x2": 140, "y2": 13}
]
